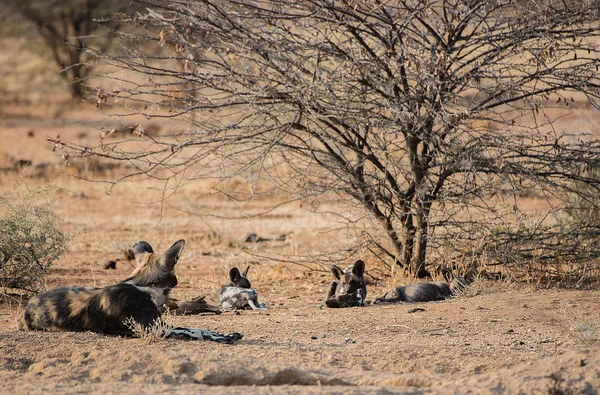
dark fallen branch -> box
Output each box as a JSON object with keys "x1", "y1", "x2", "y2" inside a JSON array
[{"x1": 164, "y1": 295, "x2": 221, "y2": 315}]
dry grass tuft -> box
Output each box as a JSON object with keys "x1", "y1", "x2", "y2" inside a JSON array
[{"x1": 123, "y1": 316, "x2": 171, "y2": 343}]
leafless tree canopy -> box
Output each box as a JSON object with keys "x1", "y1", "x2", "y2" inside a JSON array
[{"x1": 54, "y1": 0, "x2": 600, "y2": 280}]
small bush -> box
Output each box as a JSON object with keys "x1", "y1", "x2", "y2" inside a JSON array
[{"x1": 0, "y1": 185, "x2": 70, "y2": 295}]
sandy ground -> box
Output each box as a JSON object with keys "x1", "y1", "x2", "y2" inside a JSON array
[
  {"x1": 0, "y1": 112, "x2": 599, "y2": 395},
  {"x1": 1, "y1": 293, "x2": 600, "y2": 394}
]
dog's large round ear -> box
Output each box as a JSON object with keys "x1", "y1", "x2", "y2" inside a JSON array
[
  {"x1": 132, "y1": 241, "x2": 154, "y2": 265},
  {"x1": 352, "y1": 260, "x2": 365, "y2": 277},
  {"x1": 133, "y1": 241, "x2": 154, "y2": 255},
  {"x1": 164, "y1": 239, "x2": 185, "y2": 269},
  {"x1": 229, "y1": 267, "x2": 241, "y2": 282},
  {"x1": 242, "y1": 265, "x2": 250, "y2": 278},
  {"x1": 440, "y1": 267, "x2": 453, "y2": 282},
  {"x1": 331, "y1": 265, "x2": 344, "y2": 280}
]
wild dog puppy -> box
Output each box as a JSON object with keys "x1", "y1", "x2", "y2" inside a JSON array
[
  {"x1": 325, "y1": 260, "x2": 367, "y2": 308},
  {"x1": 19, "y1": 240, "x2": 242, "y2": 343},
  {"x1": 374, "y1": 276, "x2": 468, "y2": 304},
  {"x1": 217, "y1": 266, "x2": 265, "y2": 310}
]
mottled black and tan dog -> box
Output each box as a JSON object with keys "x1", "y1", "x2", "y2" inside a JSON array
[
  {"x1": 325, "y1": 260, "x2": 367, "y2": 308},
  {"x1": 217, "y1": 266, "x2": 265, "y2": 310},
  {"x1": 374, "y1": 276, "x2": 468, "y2": 304},
  {"x1": 19, "y1": 240, "x2": 242, "y2": 343}
]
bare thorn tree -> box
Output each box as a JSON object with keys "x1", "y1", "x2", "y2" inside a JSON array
[
  {"x1": 7, "y1": 0, "x2": 132, "y2": 98},
  {"x1": 53, "y1": 0, "x2": 600, "y2": 280}
]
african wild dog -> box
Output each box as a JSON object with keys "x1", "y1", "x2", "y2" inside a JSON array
[
  {"x1": 217, "y1": 266, "x2": 265, "y2": 310},
  {"x1": 325, "y1": 260, "x2": 367, "y2": 308},
  {"x1": 19, "y1": 240, "x2": 242, "y2": 343},
  {"x1": 374, "y1": 276, "x2": 468, "y2": 304}
]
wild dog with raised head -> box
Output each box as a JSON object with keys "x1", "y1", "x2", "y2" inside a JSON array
[
  {"x1": 217, "y1": 266, "x2": 265, "y2": 310},
  {"x1": 19, "y1": 240, "x2": 242, "y2": 343},
  {"x1": 325, "y1": 260, "x2": 367, "y2": 308},
  {"x1": 374, "y1": 276, "x2": 468, "y2": 304}
]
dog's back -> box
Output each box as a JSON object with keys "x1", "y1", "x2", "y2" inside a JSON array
[
  {"x1": 19, "y1": 284, "x2": 162, "y2": 335},
  {"x1": 20, "y1": 240, "x2": 185, "y2": 335},
  {"x1": 395, "y1": 281, "x2": 452, "y2": 303},
  {"x1": 218, "y1": 286, "x2": 261, "y2": 310},
  {"x1": 217, "y1": 266, "x2": 263, "y2": 310},
  {"x1": 375, "y1": 276, "x2": 468, "y2": 304}
]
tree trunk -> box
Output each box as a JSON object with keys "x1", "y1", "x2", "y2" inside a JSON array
[
  {"x1": 381, "y1": 215, "x2": 405, "y2": 267},
  {"x1": 405, "y1": 133, "x2": 430, "y2": 277},
  {"x1": 400, "y1": 211, "x2": 414, "y2": 268},
  {"x1": 66, "y1": 62, "x2": 86, "y2": 99},
  {"x1": 412, "y1": 226, "x2": 429, "y2": 278},
  {"x1": 68, "y1": 78, "x2": 84, "y2": 99},
  {"x1": 411, "y1": 201, "x2": 431, "y2": 278}
]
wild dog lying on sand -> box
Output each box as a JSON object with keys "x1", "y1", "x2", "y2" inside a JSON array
[
  {"x1": 325, "y1": 260, "x2": 367, "y2": 308},
  {"x1": 374, "y1": 276, "x2": 468, "y2": 304},
  {"x1": 217, "y1": 266, "x2": 265, "y2": 310},
  {"x1": 19, "y1": 240, "x2": 242, "y2": 343}
]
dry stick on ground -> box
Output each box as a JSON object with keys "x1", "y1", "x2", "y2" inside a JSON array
[{"x1": 52, "y1": 0, "x2": 600, "y2": 283}]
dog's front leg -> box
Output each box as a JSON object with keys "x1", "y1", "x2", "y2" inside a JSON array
[
  {"x1": 247, "y1": 299, "x2": 266, "y2": 310},
  {"x1": 326, "y1": 280, "x2": 339, "y2": 300}
]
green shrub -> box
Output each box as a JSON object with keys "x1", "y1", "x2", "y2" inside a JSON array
[{"x1": 0, "y1": 186, "x2": 70, "y2": 295}]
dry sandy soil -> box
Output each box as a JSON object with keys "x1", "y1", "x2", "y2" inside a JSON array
[
  {"x1": 2, "y1": 18, "x2": 600, "y2": 389},
  {"x1": 0, "y1": 112, "x2": 599, "y2": 395}
]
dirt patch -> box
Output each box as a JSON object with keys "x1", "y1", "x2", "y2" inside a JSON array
[
  {"x1": 2, "y1": 284, "x2": 599, "y2": 393},
  {"x1": 0, "y1": 116, "x2": 599, "y2": 394}
]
